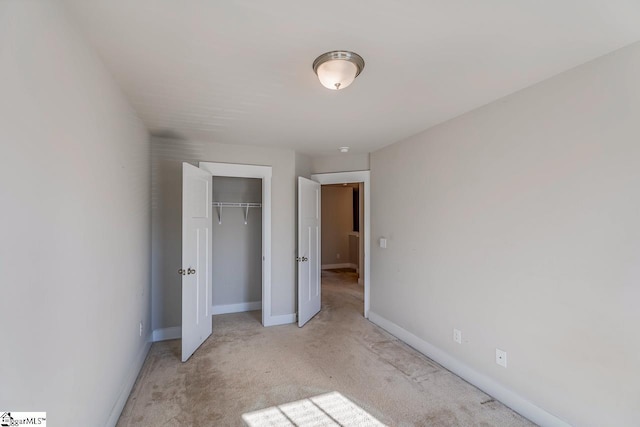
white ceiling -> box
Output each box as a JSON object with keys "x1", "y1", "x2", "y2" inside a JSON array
[{"x1": 63, "y1": 0, "x2": 640, "y2": 156}]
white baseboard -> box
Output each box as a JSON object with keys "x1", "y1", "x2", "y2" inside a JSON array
[
  {"x1": 153, "y1": 312, "x2": 294, "y2": 338},
  {"x1": 105, "y1": 339, "x2": 151, "y2": 427},
  {"x1": 212, "y1": 301, "x2": 261, "y2": 315},
  {"x1": 263, "y1": 313, "x2": 296, "y2": 327},
  {"x1": 152, "y1": 326, "x2": 181, "y2": 342},
  {"x1": 322, "y1": 263, "x2": 357, "y2": 270},
  {"x1": 367, "y1": 312, "x2": 570, "y2": 427}
]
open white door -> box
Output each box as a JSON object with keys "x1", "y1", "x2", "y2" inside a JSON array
[
  {"x1": 182, "y1": 163, "x2": 213, "y2": 362},
  {"x1": 298, "y1": 177, "x2": 321, "y2": 327}
]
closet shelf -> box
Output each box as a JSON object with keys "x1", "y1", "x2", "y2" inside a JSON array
[
  {"x1": 212, "y1": 202, "x2": 262, "y2": 225},
  {"x1": 212, "y1": 202, "x2": 262, "y2": 208}
]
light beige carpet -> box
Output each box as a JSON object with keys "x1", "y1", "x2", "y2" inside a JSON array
[
  {"x1": 117, "y1": 270, "x2": 535, "y2": 426},
  {"x1": 242, "y1": 391, "x2": 386, "y2": 426}
]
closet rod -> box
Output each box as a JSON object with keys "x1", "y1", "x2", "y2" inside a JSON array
[{"x1": 212, "y1": 202, "x2": 262, "y2": 208}]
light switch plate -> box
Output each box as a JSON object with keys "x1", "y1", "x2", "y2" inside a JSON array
[{"x1": 379, "y1": 238, "x2": 387, "y2": 248}]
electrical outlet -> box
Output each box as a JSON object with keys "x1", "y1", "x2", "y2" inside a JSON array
[
  {"x1": 139, "y1": 322, "x2": 143, "y2": 337},
  {"x1": 453, "y1": 329, "x2": 462, "y2": 344},
  {"x1": 496, "y1": 348, "x2": 507, "y2": 367}
]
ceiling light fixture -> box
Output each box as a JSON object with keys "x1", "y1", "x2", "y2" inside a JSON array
[
  {"x1": 339, "y1": 147, "x2": 350, "y2": 153},
  {"x1": 313, "y1": 51, "x2": 365, "y2": 90}
]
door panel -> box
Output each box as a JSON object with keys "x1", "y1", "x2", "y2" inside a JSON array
[
  {"x1": 182, "y1": 163, "x2": 212, "y2": 362},
  {"x1": 298, "y1": 177, "x2": 321, "y2": 327}
]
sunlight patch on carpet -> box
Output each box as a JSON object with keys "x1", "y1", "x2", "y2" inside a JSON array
[{"x1": 242, "y1": 391, "x2": 386, "y2": 426}]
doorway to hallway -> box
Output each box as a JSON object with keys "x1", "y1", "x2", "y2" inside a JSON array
[
  {"x1": 312, "y1": 171, "x2": 370, "y2": 319},
  {"x1": 320, "y1": 181, "x2": 364, "y2": 318},
  {"x1": 321, "y1": 268, "x2": 363, "y2": 317}
]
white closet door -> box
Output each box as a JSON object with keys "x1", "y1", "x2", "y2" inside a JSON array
[
  {"x1": 297, "y1": 177, "x2": 321, "y2": 327},
  {"x1": 182, "y1": 163, "x2": 213, "y2": 362}
]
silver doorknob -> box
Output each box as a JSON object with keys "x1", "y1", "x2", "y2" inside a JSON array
[
  {"x1": 178, "y1": 268, "x2": 186, "y2": 275},
  {"x1": 187, "y1": 268, "x2": 196, "y2": 275}
]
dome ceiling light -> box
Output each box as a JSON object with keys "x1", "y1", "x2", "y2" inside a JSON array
[{"x1": 312, "y1": 51, "x2": 365, "y2": 90}]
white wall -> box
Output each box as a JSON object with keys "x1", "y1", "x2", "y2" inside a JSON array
[
  {"x1": 370, "y1": 42, "x2": 640, "y2": 426},
  {"x1": 295, "y1": 152, "x2": 312, "y2": 179},
  {"x1": 151, "y1": 137, "x2": 297, "y2": 331},
  {"x1": 311, "y1": 153, "x2": 369, "y2": 174},
  {"x1": 0, "y1": 1, "x2": 150, "y2": 426}
]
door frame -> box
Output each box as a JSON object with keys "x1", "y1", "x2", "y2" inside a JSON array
[
  {"x1": 199, "y1": 161, "x2": 272, "y2": 326},
  {"x1": 311, "y1": 171, "x2": 370, "y2": 318}
]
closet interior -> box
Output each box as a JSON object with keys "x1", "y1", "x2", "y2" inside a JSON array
[{"x1": 211, "y1": 176, "x2": 263, "y2": 315}]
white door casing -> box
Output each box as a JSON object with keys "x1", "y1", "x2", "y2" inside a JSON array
[
  {"x1": 198, "y1": 162, "x2": 273, "y2": 326},
  {"x1": 311, "y1": 171, "x2": 370, "y2": 318},
  {"x1": 182, "y1": 163, "x2": 213, "y2": 362},
  {"x1": 298, "y1": 177, "x2": 321, "y2": 327}
]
